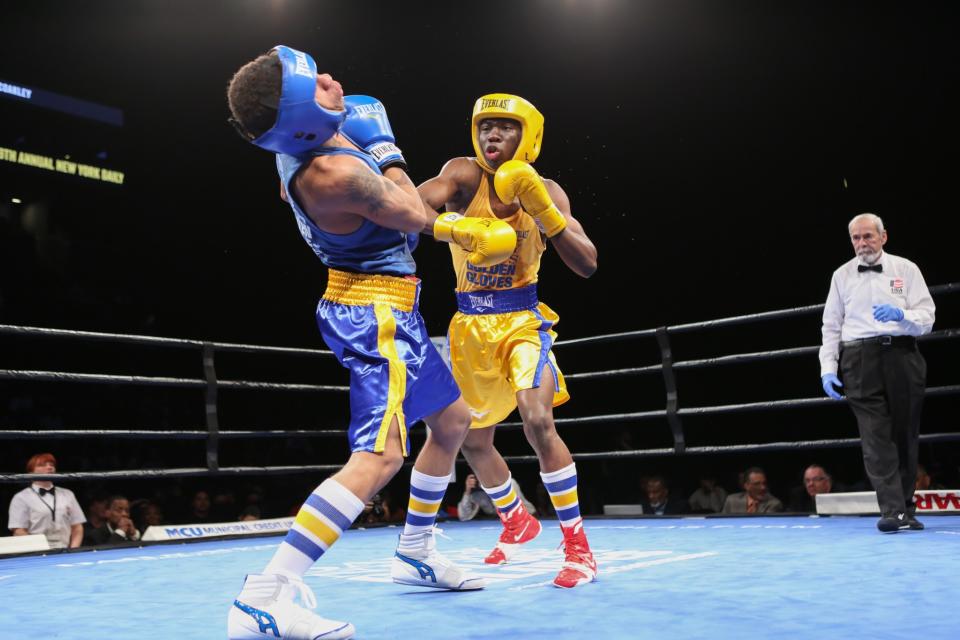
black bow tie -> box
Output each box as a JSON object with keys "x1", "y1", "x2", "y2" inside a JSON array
[
  {"x1": 858, "y1": 264, "x2": 882, "y2": 273},
  {"x1": 38, "y1": 487, "x2": 55, "y2": 496}
]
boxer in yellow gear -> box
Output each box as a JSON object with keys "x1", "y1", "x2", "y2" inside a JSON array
[{"x1": 418, "y1": 94, "x2": 599, "y2": 589}]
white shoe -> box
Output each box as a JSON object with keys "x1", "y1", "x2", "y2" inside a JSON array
[
  {"x1": 391, "y1": 528, "x2": 486, "y2": 591},
  {"x1": 227, "y1": 573, "x2": 355, "y2": 639}
]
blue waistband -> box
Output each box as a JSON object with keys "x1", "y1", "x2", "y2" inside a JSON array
[{"x1": 456, "y1": 285, "x2": 539, "y2": 315}]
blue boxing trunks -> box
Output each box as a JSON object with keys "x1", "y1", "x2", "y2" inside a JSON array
[{"x1": 317, "y1": 269, "x2": 461, "y2": 455}]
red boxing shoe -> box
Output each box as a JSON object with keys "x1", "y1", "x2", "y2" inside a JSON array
[
  {"x1": 553, "y1": 520, "x2": 597, "y2": 588},
  {"x1": 484, "y1": 503, "x2": 542, "y2": 564}
]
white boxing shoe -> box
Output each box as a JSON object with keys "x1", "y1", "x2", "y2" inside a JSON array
[
  {"x1": 391, "y1": 528, "x2": 486, "y2": 591},
  {"x1": 227, "y1": 573, "x2": 354, "y2": 639}
]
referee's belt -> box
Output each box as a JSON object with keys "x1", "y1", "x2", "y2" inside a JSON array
[
  {"x1": 842, "y1": 335, "x2": 917, "y2": 348},
  {"x1": 456, "y1": 285, "x2": 538, "y2": 315}
]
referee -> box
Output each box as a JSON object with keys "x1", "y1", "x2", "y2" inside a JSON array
[{"x1": 819, "y1": 213, "x2": 935, "y2": 532}]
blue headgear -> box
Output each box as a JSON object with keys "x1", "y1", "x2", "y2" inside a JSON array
[{"x1": 248, "y1": 45, "x2": 346, "y2": 156}]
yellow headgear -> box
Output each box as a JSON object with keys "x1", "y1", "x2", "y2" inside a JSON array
[{"x1": 471, "y1": 93, "x2": 544, "y2": 174}]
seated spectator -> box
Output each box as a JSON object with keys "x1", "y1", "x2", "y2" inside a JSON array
[
  {"x1": 457, "y1": 473, "x2": 536, "y2": 522},
  {"x1": 133, "y1": 500, "x2": 165, "y2": 532},
  {"x1": 84, "y1": 495, "x2": 141, "y2": 545},
  {"x1": 242, "y1": 483, "x2": 265, "y2": 515},
  {"x1": 688, "y1": 475, "x2": 728, "y2": 513},
  {"x1": 238, "y1": 505, "x2": 261, "y2": 522},
  {"x1": 189, "y1": 490, "x2": 215, "y2": 523},
  {"x1": 82, "y1": 495, "x2": 109, "y2": 540},
  {"x1": 211, "y1": 487, "x2": 239, "y2": 521},
  {"x1": 358, "y1": 492, "x2": 392, "y2": 526},
  {"x1": 7, "y1": 453, "x2": 86, "y2": 549},
  {"x1": 641, "y1": 476, "x2": 688, "y2": 515},
  {"x1": 788, "y1": 464, "x2": 833, "y2": 513},
  {"x1": 915, "y1": 464, "x2": 945, "y2": 491},
  {"x1": 722, "y1": 467, "x2": 783, "y2": 514}
]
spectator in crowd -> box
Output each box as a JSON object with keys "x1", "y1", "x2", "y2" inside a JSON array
[
  {"x1": 359, "y1": 493, "x2": 392, "y2": 525},
  {"x1": 239, "y1": 506, "x2": 261, "y2": 522},
  {"x1": 915, "y1": 464, "x2": 944, "y2": 491},
  {"x1": 237, "y1": 484, "x2": 268, "y2": 519},
  {"x1": 688, "y1": 475, "x2": 728, "y2": 513},
  {"x1": 457, "y1": 473, "x2": 536, "y2": 522},
  {"x1": 641, "y1": 476, "x2": 688, "y2": 515},
  {"x1": 82, "y1": 495, "x2": 109, "y2": 541},
  {"x1": 133, "y1": 500, "x2": 165, "y2": 532},
  {"x1": 788, "y1": 464, "x2": 833, "y2": 513},
  {"x1": 722, "y1": 467, "x2": 783, "y2": 514},
  {"x1": 211, "y1": 487, "x2": 239, "y2": 521},
  {"x1": 84, "y1": 495, "x2": 141, "y2": 545},
  {"x1": 7, "y1": 453, "x2": 85, "y2": 549},
  {"x1": 189, "y1": 490, "x2": 215, "y2": 523}
]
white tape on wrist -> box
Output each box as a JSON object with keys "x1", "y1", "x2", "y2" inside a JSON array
[{"x1": 367, "y1": 142, "x2": 403, "y2": 164}]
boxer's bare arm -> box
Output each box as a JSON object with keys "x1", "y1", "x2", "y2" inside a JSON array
[
  {"x1": 293, "y1": 154, "x2": 427, "y2": 234},
  {"x1": 543, "y1": 180, "x2": 597, "y2": 278},
  {"x1": 417, "y1": 157, "x2": 478, "y2": 236}
]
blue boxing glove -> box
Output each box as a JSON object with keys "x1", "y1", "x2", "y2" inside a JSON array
[
  {"x1": 821, "y1": 373, "x2": 844, "y2": 400},
  {"x1": 341, "y1": 95, "x2": 407, "y2": 171},
  {"x1": 872, "y1": 304, "x2": 904, "y2": 322}
]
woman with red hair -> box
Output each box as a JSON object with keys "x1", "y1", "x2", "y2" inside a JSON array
[{"x1": 8, "y1": 453, "x2": 86, "y2": 549}]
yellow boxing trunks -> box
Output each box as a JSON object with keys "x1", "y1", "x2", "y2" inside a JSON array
[{"x1": 448, "y1": 284, "x2": 569, "y2": 428}]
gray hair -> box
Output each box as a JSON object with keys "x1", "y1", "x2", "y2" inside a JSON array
[{"x1": 848, "y1": 212, "x2": 885, "y2": 235}]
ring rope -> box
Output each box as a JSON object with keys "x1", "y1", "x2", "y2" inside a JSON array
[
  {"x1": 4, "y1": 432, "x2": 958, "y2": 483},
  {"x1": 1, "y1": 283, "x2": 956, "y2": 483},
  {"x1": 0, "y1": 369, "x2": 348, "y2": 392},
  {"x1": 0, "y1": 324, "x2": 334, "y2": 357}
]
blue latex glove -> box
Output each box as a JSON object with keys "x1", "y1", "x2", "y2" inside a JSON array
[
  {"x1": 872, "y1": 304, "x2": 904, "y2": 322},
  {"x1": 821, "y1": 373, "x2": 844, "y2": 400}
]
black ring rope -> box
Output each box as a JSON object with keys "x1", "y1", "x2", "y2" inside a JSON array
[
  {"x1": 0, "y1": 429, "x2": 348, "y2": 440},
  {"x1": 0, "y1": 465, "x2": 344, "y2": 482},
  {"x1": 203, "y1": 342, "x2": 220, "y2": 472},
  {"x1": 7, "y1": 381, "x2": 956, "y2": 443},
  {"x1": 0, "y1": 324, "x2": 335, "y2": 357},
  {"x1": 1, "y1": 283, "x2": 957, "y2": 483},
  {"x1": 565, "y1": 328, "x2": 960, "y2": 381},
  {"x1": 554, "y1": 283, "x2": 959, "y2": 348},
  {"x1": 0, "y1": 370, "x2": 348, "y2": 392},
  {"x1": 656, "y1": 327, "x2": 685, "y2": 453},
  {"x1": 494, "y1": 385, "x2": 960, "y2": 428},
  {"x1": 497, "y1": 432, "x2": 960, "y2": 464},
  {"x1": 5, "y1": 432, "x2": 958, "y2": 483},
  {"x1": 4, "y1": 382, "x2": 957, "y2": 443}
]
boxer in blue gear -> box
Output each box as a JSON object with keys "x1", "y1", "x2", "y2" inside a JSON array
[{"x1": 225, "y1": 46, "x2": 492, "y2": 640}]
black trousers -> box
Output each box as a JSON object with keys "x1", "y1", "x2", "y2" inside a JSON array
[{"x1": 840, "y1": 341, "x2": 926, "y2": 516}]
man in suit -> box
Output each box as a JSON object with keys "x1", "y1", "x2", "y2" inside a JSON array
[
  {"x1": 641, "y1": 476, "x2": 688, "y2": 515},
  {"x1": 788, "y1": 464, "x2": 833, "y2": 513},
  {"x1": 722, "y1": 467, "x2": 783, "y2": 514}
]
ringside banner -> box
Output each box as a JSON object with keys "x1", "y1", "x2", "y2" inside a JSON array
[{"x1": 143, "y1": 517, "x2": 295, "y2": 541}]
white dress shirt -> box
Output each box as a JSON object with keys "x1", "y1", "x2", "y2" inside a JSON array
[
  {"x1": 819, "y1": 251, "x2": 935, "y2": 375},
  {"x1": 8, "y1": 484, "x2": 86, "y2": 549}
]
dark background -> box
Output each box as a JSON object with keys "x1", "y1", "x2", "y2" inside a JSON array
[{"x1": 1, "y1": 1, "x2": 958, "y2": 527}]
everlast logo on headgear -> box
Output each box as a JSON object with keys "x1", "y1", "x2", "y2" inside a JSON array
[
  {"x1": 481, "y1": 98, "x2": 512, "y2": 110},
  {"x1": 293, "y1": 51, "x2": 313, "y2": 78}
]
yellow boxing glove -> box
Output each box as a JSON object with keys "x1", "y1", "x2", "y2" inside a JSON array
[
  {"x1": 493, "y1": 160, "x2": 568, "y2": 237},
  {"x1": 433, "y1": 213, "x2": 517, "y2": 267}
]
